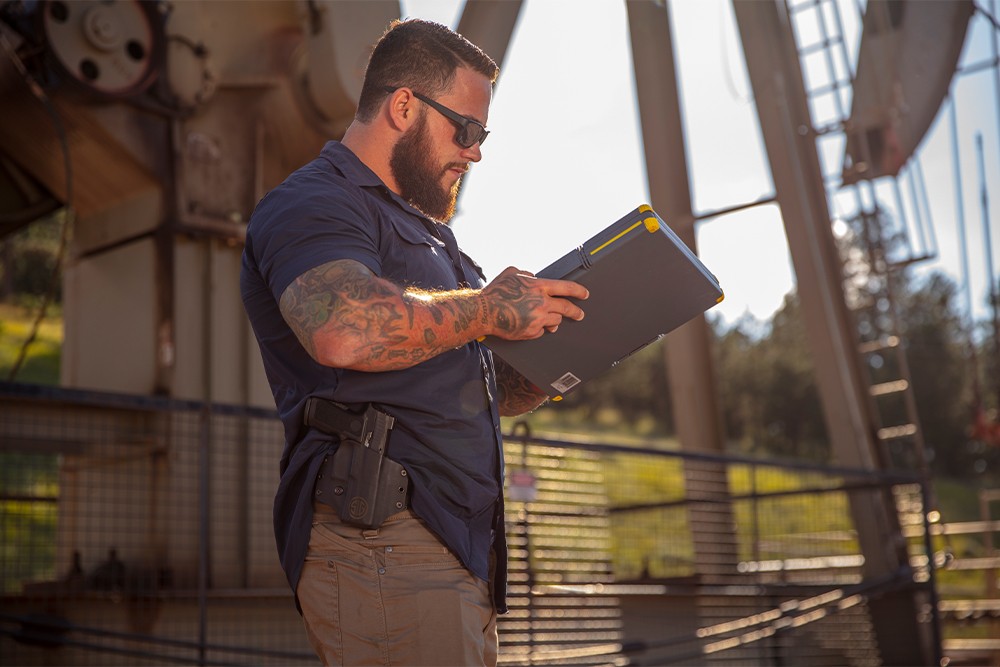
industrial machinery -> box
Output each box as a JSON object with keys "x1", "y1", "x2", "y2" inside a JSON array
[{"x1": 0, "y1": 1, "x2": 989, "y2": 664}]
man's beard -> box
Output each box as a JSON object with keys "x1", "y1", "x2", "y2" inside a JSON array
[{"x1": 389, "y1": 111, "x2": 463, "y2": 222}]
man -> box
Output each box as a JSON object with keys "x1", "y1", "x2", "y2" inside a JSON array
[{"x1": 240, "y1": 18, "x2": 588, "y2": 666}]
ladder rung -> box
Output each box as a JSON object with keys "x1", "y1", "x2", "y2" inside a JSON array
[
  {"x1": 798, "y1": 37, "x2": 845, "y2": 56},
  {"x1": 859, "y1": 336, "x2": 900, "y2": 354},
  {"x1": 887, "y1": 253, "x2": 937, "y2": 270},
  {"x1": 815, "y1": 121, "x2": 847, "y2": 136},
  {"x1": 788, "y1": 0, "x2": 831, "y2": 15},
  {"x1": 878, "y1": 424, "x2": 919, "y2": 441},
  {"x1": 870, "y1": 380, "x2": 909, "y2": 396},
  {"x1": 805, "y1": 80, "x2": 852, "y2": 97}
]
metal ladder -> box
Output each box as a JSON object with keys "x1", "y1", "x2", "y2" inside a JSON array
[{"x1": 783, "y1": 0, "x2": 937, "y2": 490}]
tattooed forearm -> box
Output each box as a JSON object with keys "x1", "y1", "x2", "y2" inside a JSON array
[
  {"x1": 406, "y1": 287, "x2": 481, "y2": 337},
  {"x1": 279, "y1": 259, "x2": 487, "y2": 371},
  {"x1": 493, "y1": 356, "x2": 547, "y2": 416}
]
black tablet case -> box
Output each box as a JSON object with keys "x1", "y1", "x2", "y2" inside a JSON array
[{"x1": 482, "y1": 204, "x2": 724, "y2": 400}]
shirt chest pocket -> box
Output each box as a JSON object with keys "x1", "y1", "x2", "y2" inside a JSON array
[{"x1": 385, "y1": 218, "x2": 462, "y2": 290}]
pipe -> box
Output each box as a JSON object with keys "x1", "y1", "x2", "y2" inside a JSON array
[{"x1": 976, "y1": 133, "x2": 1000, "y2": 410}]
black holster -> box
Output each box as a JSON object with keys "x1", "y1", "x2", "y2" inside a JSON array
[{"x1": 305, "y1": 397, "x2": 410, "y2": 529}]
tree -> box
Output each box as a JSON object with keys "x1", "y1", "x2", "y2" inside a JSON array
[
  {"x1": 557, "y1": 341, "x2": 674, "y2": 436},
  {"x1": 0, "y1": 213, "x2": 64, "y2": 304},
  {"x1": 713, "y1": 294, "x2": 827, "y2": 461},
  {"x1": 900, "y1": 272, "x2": 996, "y2": 477}
]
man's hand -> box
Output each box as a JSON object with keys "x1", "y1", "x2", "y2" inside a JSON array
[{"x1": 480, "y1": 267, "x2": 588, "y2": 340}]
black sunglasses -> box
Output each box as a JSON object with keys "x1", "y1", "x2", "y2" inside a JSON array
[{"x1": 384, "y1": 86, "x2": 489, "y2": 148}]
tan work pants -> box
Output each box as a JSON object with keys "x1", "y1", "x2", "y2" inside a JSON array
[{"x1": 298, "y1": 503, "x2": 498, "y2": 666}]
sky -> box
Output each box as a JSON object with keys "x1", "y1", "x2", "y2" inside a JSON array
[{"x1": 402, "y1": 0, "x2": 1000, "y2": 332}]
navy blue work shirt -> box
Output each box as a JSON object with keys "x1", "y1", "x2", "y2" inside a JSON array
[{"x1": 240, "y1": 141, "x2": 508, "y2": 613}]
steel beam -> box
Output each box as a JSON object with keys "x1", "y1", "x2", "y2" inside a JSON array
[
  {"x1": 626, "y1": 0, "x2": 725, "y2": 458},
  {"x1": 733, "y1": 1, "x2": 933, "y2": 663},
  {"x1": 456, "y1": 0, "x2": 524, "y2": 75},
  {"x1": 626, "y1": 1, "x2": 739, "y2": 609}
]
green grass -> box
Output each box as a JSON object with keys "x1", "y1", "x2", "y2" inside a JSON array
[
  {"x1": 0, "y1": 304, "x2": 62, "y2": 591},
  {"x1": 0, "y1": 302, "x2": 62, "y2": 384},
  {"x1": 1, "y1": 452, "x2": 61, "y2": 593},
  {"x1": 502, "y1": 408, "x2": 680, "y2": 449},
  {"x1": 1, "y1": 491, "x2": 58, "y2": 593},
  {"x1": 595, "y1": 454, "x2": 860, "y2": 580}
]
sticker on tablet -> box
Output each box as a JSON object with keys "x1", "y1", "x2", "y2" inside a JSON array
[{"x1": 551, "y1": 372, "x2": 581, "y2": 394}]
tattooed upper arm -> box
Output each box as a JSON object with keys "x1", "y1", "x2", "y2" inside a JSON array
[
  {"x1": 278, "y1": 258, "x2": 486, "y2": 371},
  {"x1": 492, "y1": 355, "x2": 547, "y2": 416},
  {"x1": 279, "y1": 259, "x2": 404, "y2": 367}
]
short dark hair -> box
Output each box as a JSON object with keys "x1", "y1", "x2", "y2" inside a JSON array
[{"x1": 355, "y1": 18, "x2": 499, "y2": 123}]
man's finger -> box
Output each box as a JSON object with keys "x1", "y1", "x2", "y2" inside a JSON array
[
  {"x1": 534, "y1": 277, "x2": 589, "y2": 300},
  {"x1": 552, "y1": 297, "x2": 585, "y2": 321}
]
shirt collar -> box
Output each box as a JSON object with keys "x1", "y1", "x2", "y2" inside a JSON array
[
  {"x1": 320, "y1": 140, "x2": 383, "y2": 188},
  {"x1": 320, "y1": 140, "x2": 437, "y2": 222}
]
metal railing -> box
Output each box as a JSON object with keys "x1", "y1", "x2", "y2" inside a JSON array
[{"x1": 0, "y1": 382, "x2": 939, "y2": 665}]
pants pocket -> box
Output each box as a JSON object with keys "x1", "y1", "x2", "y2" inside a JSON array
[
  {"x1": 381, "y1": 516, "x2": 460, "y2": 571},
  {"x1": 298, "y1": 559, "x2": 344, "y2": 666},
  {"x1": 308, "y1": 519, "x2": 376, "y2": 567},
  {"x1": 379, "y1": 554, "x2": 495, "y2": 666}
]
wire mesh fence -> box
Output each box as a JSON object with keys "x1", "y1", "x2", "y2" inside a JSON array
[{"x1": 0, "y1": 382, "x2": 938, "y2": 666}]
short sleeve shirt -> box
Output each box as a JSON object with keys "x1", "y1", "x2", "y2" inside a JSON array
[{"x1": 240, "y1": 141, "x2": 507, "y2": 612}]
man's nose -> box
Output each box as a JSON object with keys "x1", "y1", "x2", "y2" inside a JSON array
[{"x1": 461, "y1": 142, "x2": 483, "y2": 162}]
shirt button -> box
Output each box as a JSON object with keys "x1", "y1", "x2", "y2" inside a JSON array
[
  {"x1": 378, "y1": 567, "x2": 386, "y2": 575},
  {"x1": 386, "y1": 546, "x2": 393, "y2": 552}
]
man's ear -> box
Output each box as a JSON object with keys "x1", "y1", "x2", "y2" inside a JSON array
[{"x1": 384, "y1": 88, "x2": 418, "y2": 133}]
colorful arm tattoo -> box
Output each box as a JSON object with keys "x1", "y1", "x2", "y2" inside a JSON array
[{"x1": 278, "y1": 259, "x2": 481, "y2": 371}]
